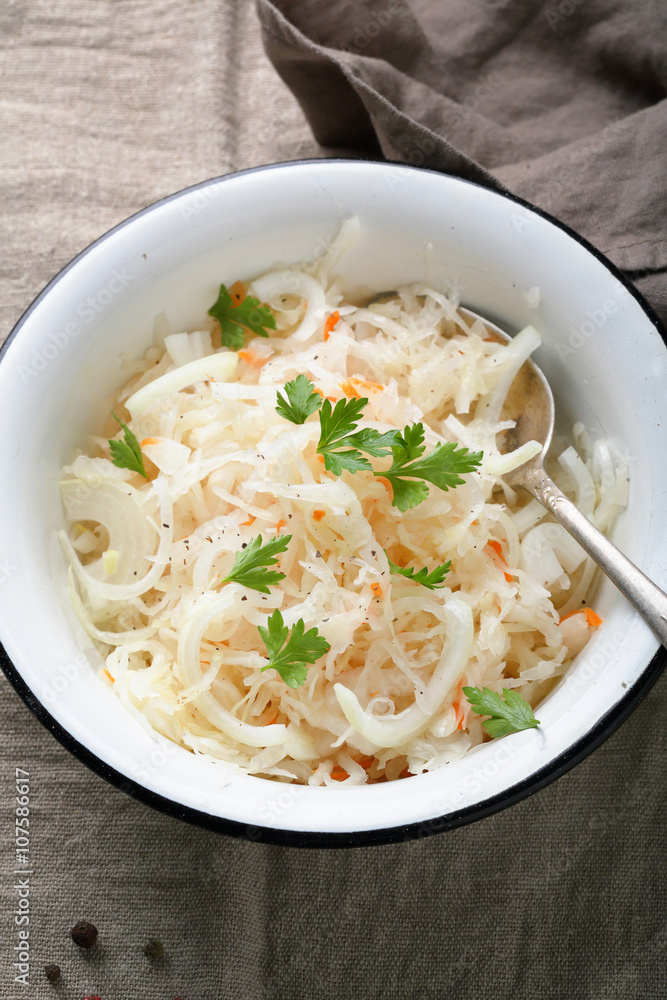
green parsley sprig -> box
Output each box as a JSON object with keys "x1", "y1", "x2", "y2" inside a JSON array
[
  {"x1": 208, "y1": 283, "x2": 276, "y2": 350},
  {"x1": 276, "y1": 374, "x2": 323, "y2": 424},
  {"x1": 221, "y1": 534, "x2": 291, "y2": 594},
  {"x1": 274, "y1": 375, "x2": 483, "y2": 509},
  {"x1": 316, "y1": 396, "x2": 400, "y2": 475},
  {"x1": 108, "y1": 412, "x2": 147, "y2": 478},
  {"x1": 462, "y1": 686, "x2": 540, "y2": 738},
  {"x1": 386, "y1": 552, "x2": 451, "y2": 590},
  {"x1": 378, "y1": 424, "x2": 483, "y2": 512},
  {"x1": 258, "y1": 609, "x2": 331, "y2": 688}
]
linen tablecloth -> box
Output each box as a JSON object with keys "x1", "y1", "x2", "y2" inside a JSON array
[{"x1": 0, "y1": 3, "x2": 665, "y2": 998}]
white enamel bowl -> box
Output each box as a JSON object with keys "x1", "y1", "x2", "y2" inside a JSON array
[{"x1": 1, "y1": 161, "x2": 665, "y2": 846}]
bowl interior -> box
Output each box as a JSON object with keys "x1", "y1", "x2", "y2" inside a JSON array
[{"x1": 0, "y1": 161, "x2": 665, "y2": 840}]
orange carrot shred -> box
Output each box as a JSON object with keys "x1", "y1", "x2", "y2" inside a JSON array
[
  {"x1": 312, "y1": 510, "x2": 326, "y2": 521},
  {"x1": 238, "y1": 349, "x2": 271, "y2": 367},
  {"x1": 451, "y1": 681, "x2": 468, "y2": 730},
  {"x1": 340, "y1": 376, "x2": 384, "y2": 397},
  {"x1": 229, "y1": 280, "x2": 246, "y2": 306},
  {"x1": 356, "y1": 756, "x2": 374, "y2": 770},
  {"x1": 560, "y1": 608, "x2": 604, "y2": 627},
  {"x1": 312, "y1": 388, "x2": 339, "y2": 403},
  {"x1": 339, "y1": 379, "x2": 362, "y2": 399},
  {"x1": 102, "y1": 668, "x2": 115, "y2": 684},
  {"x1": 241, "y1": 514, "x2": 256, "y2": 526},
  {"x1": 487, "y1": 540, "x2": 513, "y2": 583},
  {"x1": 399, "y1": 766, "x2": 411, "y2": 779},
  {"x1": 330, "y1": 767, "x2": 349, "y2": 781},
  {"x1": 370, "y1": 582, "x2": 383, "y2": 598},
  {"x1": 323, "y1": 310, "x2": 340, "y2": 342},
  {"x1": 141, "y1": 437, "x2": 158, "y2": 447},
  {"x1": 275, "y1": 519, "x2": 286, "y2": 534}
]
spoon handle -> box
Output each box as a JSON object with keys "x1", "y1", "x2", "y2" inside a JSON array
[{"x1": 519, "y1": 467, "x2": 667, "y2": 649}]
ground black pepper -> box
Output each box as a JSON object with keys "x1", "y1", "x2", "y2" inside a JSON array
[{"x1": 71, "y1": 920, "x2": 98, "y2": 949}]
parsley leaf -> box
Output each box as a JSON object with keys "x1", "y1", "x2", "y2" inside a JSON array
[
  {"x1": 462, "y1": 686, "x2": 540, "y2": 738},
  {"x1": 316, "y1": 397, "x2": 401, "y2": 475},
  {"x1": 221, "y1": 534, "x2": 291, "y2": 594},
  {"x1": 343, "y1": 427, "x2": 402, "y2": 457},
  {"x1": 316, "y1": 396, "x2": 372, "y2": 474},
  {"x1": 108, "y1": 412, "x2": 147, "y2": 478},
  {"x1": 208, "y1": 283, "x2": 277, "y2": 350},
  {"x1": 275, "y1": 374, "x2": 323, "y2": 425},
  {"x1": 258, "y1": 609, "x2": 331, "y2": 688},
  {"x1": 386, "y1": 552, "x2": 451, "y2": 589},
  {"x1": 378, "y1": 424, "x2": 483, "y2": 511}
]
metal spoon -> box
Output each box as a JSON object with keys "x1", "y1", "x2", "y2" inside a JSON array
[{"x1": 460, "y1": 308, "x2": 667, "y2": 649}]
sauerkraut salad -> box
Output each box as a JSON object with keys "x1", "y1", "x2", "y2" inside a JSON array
[{"x1": 59, "y1": 229, "x2": 628, "y2": 784}]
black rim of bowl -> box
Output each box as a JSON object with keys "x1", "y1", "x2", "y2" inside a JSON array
[{"x1": 1, "y1": 159, "x2": 665, "y2": 848}]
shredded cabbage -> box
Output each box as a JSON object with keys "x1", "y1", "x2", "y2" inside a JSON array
[{"x1": 59, "y1": 238, "x2": 628, "y2": 785}]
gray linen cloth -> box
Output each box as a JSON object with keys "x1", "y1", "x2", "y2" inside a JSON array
[
  {"x1": 258, "y1": 0, "x2": 667, "y2": 322},
  {"x1": 0, "y1": 2, "x2": 665, "y2": 999}
]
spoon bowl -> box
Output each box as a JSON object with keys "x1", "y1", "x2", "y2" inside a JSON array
[
  {"x1": 459, "y1": 307, "x2": 555, "y2": 464},
  {"x1": 461, "y1": 308, "x2": 667, "y2": 649}
]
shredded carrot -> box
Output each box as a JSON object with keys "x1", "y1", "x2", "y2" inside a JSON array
[
  {"x1": 141, "y1": 437, "x2": 158, "y2": 447},
  {"x1": 241, "y1": 514, "x2": 256, "y2": 526},
  {"x1": 375, "y1": 476, "x2": 392, "y2": 496},
  {"x1": 451, "y1": 681, "x2": 469, "y2": 730},
  {"x1": 560, "y1": 607, "x2": 604, "y2": 627},
  {"x1": 486, "y1": 540, "x2": 513, "y2": 583},
  {"x1": 317, "y1": 454, "x2": 325, "y2": 464},
  {"x1": 340, "y1": 377, "x2": 384, "y2": 398},
  {"x1": 237, "y1": 349, "x2": 271, "y2": 367},
  {"x1": 370, "y1": 582, "x2": 383, "y2": 598},
  {"x1": 263, "y1": 714, "x2": 279, "y2": 726},
  {"x1": 339, "y1": 379, "x2": 362, "y2": 399},
  {"x1": 323, "y1": 310, "x2": 340, "y2": 342},
  {"x1": 330, "y1": 767, "x2": 349, "y2": 782},
  {"x1": 102, "y1": 668, "x2": 115, "y2": 685},
  {"x1": 229, "y1": 280, "x2": 246, "y2": 306},
  {"x1": 313, "y1": 387, "x2": 338, "y2": 403},
  {"x1": 275, "y1": 519, "x2": 286, "y2": 534},
  {"x1": 399, "y1": 766, "x2": 411, "y2": 779},
  {"x1": 356, "y1": 756, "x2": 375, "y2": 770},
  {"x1": 312, "y1": 510, "x2": 325, "y2": 522}
]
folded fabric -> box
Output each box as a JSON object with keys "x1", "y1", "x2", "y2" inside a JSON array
[{"x1": 257, "y1": 0, "x2": 667, "y2": 321}]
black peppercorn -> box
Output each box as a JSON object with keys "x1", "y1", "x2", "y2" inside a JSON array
[
  {"x1": 143, "y1": 938, "x2": 164, "y2": 959},
  {"x1": 71, "y1": 920, "x2": 98, "y2": 949},
  {"x1": 44, "y1": 963, "x2": 61, "y2": 982}
]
